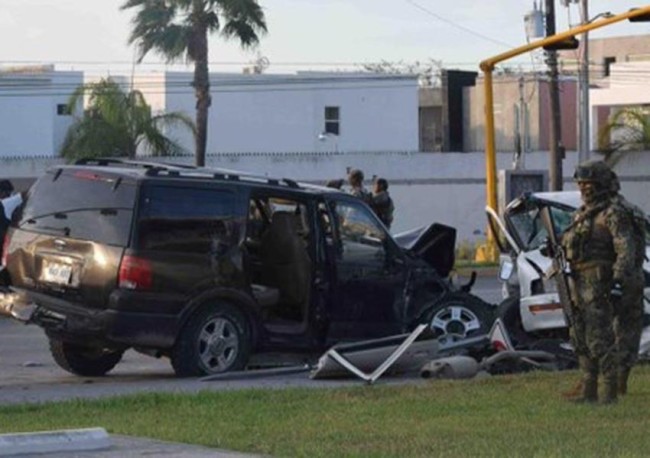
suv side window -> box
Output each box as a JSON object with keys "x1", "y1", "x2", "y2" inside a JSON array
[
  {"x1": 137, "y1": 185, "x2": 240, "y2": 253},
  {"x1": 330, "y1": 199, "x2": 387, "y2": 266}
]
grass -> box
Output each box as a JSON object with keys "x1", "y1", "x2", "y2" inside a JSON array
[{"x1": 2, "y1": 366, "x2": 650, "y2": 457}]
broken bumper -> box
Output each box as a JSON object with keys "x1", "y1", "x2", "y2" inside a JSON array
[{"x1": 0, "y1": 288, "x2": 38, "y2": 322}]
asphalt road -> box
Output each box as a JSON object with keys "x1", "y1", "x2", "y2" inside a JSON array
[{"x1": 0, "y1": 275, "x2": 503, "y2": 406}]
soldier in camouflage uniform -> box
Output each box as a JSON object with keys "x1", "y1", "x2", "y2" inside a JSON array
[
  {"x1": 347, "y1": 169, "x2": 372, "y2": 205},
  {"x1": 562, "y1": 160, "x2": 640, "y2": 404},
  {"x1": 607, "y1": 171, "x2": 646, "y2": 396}
]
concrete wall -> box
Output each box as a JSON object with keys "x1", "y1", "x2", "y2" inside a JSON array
[{"x1": 2, "y1": 151, "x2": 648, "y2": 245}]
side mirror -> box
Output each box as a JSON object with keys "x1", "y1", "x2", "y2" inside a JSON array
[{"x1": 498, "y1": 259, "x2": 514, "y2": 281}]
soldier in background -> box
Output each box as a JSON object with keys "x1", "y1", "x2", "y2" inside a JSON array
[
  {"x1": 562, "y1": 160, "x2": 641, "y2": 404},
  {"x1": 371, "y1": 177, "x2": 395, "y2": 229},
  {"x1": 347, "y1": 169, "x2": 372, "y2": 205},
  {"x1": 607, "y1": 171, "x2": 646, "y2": 396}
]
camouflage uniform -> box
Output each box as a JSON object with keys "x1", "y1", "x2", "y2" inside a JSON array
[
  {"x1": 371, "y1": 190, "x2": 394, "y2": 229},
  {"x1": 562, "y1": 160, "x2": 640, "y2": 403},
  {"x1": 608, "y1": 173, "x2": 646, "y2": 395},
  {"x1": 348, "y1": 169, "x2": 373, "y2": 205}
]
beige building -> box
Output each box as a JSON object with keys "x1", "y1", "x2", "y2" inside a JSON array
[
  {"x1": 559, "y1": 34, "x2": 650, "y2": 79},
  {"x1": 463, "y1": 74, "x2": 577, "y2": 153}
]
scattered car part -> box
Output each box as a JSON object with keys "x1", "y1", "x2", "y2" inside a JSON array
[
  {"x1": 310, "y1": 324, "x2": 431, "y2": 383},
  {"x1": 480, "y1": 350, "x2": 557, "y2": 374},
  {"x1": 200, "y1": 364, "x2": 312, "y2": 381},
  {"x1": 420, "y1": 356, "x2": 479, "y2": 379}
]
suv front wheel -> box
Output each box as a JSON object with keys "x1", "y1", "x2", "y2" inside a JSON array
[
  {"x1": 172, "y1": 302, "x2": 251, "y2": 377},
  {"x1": 49, "y1": 338, "x2": 124, "y2": 376},
  {"x1": 425, "y1": 293, "x2": 494, "y2": 344}
]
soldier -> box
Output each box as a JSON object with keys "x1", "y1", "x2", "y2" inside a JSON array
[
  {"x1": 562, "y1": 160, "x2": 640, "y2": 404},
  {"x1": 371, "y1": 177, "x2": 395, "y2": 229},
  {"x1": 607, "y1": 171, "x2": 646, "y2": 396},
  {"x1": 347, "y1": 169, "x2": 372, "y2": 205}
]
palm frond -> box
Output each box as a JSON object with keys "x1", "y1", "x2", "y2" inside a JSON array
[{"x1": 60, "y1": 77, "x2": 194, "y2": 160}]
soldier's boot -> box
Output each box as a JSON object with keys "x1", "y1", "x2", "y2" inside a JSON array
[
  {"x1": 572, "y1": 377, "x2": 598, "y2": 404},
  {"x1": 601, "y1": 377, "x2": 618, "y2": 405},
  {"x1": 617, "y1": 368, "x2": 630, "y2": 396}
]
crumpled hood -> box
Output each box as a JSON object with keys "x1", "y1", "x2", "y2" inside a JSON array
[{"x1": 393, "y1": 223, "x2": 456, "y2": 278}]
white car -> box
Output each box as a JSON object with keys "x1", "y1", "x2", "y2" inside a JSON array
[{"x1": 486, "y1": 191, "x2": 650, "y2": 354}]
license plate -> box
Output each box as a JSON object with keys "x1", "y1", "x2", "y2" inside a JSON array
[{"x1": 41, "y1": 261, "x2": 73, "y2": 285}]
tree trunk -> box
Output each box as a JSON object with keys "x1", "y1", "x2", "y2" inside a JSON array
[{"x1": 193, "y1": 25, "x2": 211, "y2": 167}]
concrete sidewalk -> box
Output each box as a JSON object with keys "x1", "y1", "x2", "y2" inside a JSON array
[{"x1": 4, "y1": 434, "x2": 262, "y2": 458}]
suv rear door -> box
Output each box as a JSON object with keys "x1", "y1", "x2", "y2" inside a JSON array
[{"x1": 7, "y1": 168, "x2": 136, "y2": 309}]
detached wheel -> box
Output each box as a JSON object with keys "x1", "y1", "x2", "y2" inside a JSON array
[
  {"x1": 427, "y1": 293, "x2": 494, "y2": 344},
  {"x1": 497, "y1": 296, "x2": 531, "y2": 348},
  {"x1": 49, "y1": 338, "x2": 123, "y2": 376},
  {"x1": 172, "y1": 302, "x2": 251, "y2": 377}
]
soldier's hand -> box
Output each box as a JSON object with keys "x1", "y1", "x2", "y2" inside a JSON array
[{"x1": 610, "y1": 280, "x2": 623, "y2": 299}]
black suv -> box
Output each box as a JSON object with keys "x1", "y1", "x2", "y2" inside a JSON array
[{"x1": 3, "y1": 159, "x2": 494, "y2": 377}]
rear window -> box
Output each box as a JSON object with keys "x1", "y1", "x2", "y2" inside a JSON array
[
  {"x1": 18, "y1": 169, "x2": 136, "y2": 246},
  {"x1": 137, "y1": 185, "x2": 242, "y2": 253}
]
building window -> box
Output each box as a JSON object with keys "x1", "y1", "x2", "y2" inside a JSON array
[
  {"x1": 57, "y1": 104, "x2": 71, "y2": 116},
  {"x1": 324, "y1": 106, "x2": 340, "y2": 135},
  {"x1": 603, "y1": 56, "x2": 616, "y2": 77}
]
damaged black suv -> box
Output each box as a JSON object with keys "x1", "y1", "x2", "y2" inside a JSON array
[{"x1": 3, "y1": 159, "x2": 493, "y2": 377}]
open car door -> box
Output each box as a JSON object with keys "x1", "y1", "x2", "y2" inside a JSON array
[{"x1": 485, "y1": 206, "x2": 520, "y2": 257}]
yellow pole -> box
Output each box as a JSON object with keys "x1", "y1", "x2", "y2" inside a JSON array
[{"x1": 482, "y1": 67, "x2": 498, "y2": 214}]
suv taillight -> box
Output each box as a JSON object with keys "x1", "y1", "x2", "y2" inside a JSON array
[
  {"x1": 1, "y1": 232, "x2": 10, "y2": 267},
  {"x1": 118, "y1": 255, "x2": 152, "y2": 290}
]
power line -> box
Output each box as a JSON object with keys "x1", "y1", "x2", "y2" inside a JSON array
[{"x1": 403, "y1": 0, "x2": 514, "y2": 49}]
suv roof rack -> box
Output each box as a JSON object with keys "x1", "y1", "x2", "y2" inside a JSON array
[{"x1": 74, "y1": 157, "x2": 301, "y2": 190}]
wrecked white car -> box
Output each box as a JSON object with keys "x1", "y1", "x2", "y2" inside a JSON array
[{"x1": 486, "y1": 191, "x2": 650, "y2": 353}]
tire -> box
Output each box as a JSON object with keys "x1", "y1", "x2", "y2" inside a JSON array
[
  {"x1": 426, "y1": 293, "x2": 495, "y2": 344},
  {"x1": 496, "y1": 296, "x2": 531, "y2": 348},
  {"x1": 49, "y1": 338, "x2": 123, "y2": 376},
  {"x1": 171, "y1": 302, "x2": 251, "y2": 377}
]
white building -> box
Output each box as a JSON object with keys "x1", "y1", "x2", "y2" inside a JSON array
[
  {"x1": 132, "y1": 72, "x2": 419, "y2": 154},
  {"x1": 590, "y1": 61, "x2": 650, "y2": 149},
  {"x1": 0, "y1": 65, "x2": 81, "y2": 157}
]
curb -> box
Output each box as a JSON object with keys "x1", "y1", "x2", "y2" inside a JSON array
[{"x1": 0, "y1": 427, "x2": 110, "y2": 456}]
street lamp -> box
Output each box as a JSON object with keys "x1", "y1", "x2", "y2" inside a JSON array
[{"x1": 318, "y1": 131, "x2": 339, "y2": 152}]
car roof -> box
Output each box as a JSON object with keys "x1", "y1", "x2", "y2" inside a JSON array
[{"x1": 50, "y1": 159, "x2": 344, "y2": 197}]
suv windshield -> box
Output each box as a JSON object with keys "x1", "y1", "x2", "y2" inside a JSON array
[{"x1": 18, "y1": 169, "x2": 136, "y2": 246}]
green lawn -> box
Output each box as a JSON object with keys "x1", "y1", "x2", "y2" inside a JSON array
[{"x1": 2, "y1": 366, "x2": 650, "y2": 457}]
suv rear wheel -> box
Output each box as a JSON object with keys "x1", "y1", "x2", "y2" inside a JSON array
[
  {"x1": 171, "y1": 302, "x2": 251, "y2": 377},
  {"x1": 49, "y1": 338, "x2": 124, "y2": 376}
]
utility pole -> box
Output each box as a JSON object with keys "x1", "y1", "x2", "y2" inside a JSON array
[
  {"x1": 545, "y1": 0, "x2": 564, "y2": 191},
  {"x1": 578, "y1": 0, "x2": 590, "y2": 163}
]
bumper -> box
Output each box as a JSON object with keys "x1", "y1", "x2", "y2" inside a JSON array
[{"x1": 7, "y1": 287, "x2": 186, "y2": 349}]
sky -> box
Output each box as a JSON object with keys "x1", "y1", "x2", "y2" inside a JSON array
[{"x1": 1, "y1": 0, "x2": 649, "y2": 76}]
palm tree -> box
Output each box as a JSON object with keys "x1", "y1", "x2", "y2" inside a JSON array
[
  {"x1": 597, "y1": 106, "x2": 650, "y2": 166},
  {"x1": 121, "y1": 0, "x2": 267, "y2": 167},
  {"x1": 60, "y1": 78, "x2": 195, "y2": 162}
]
